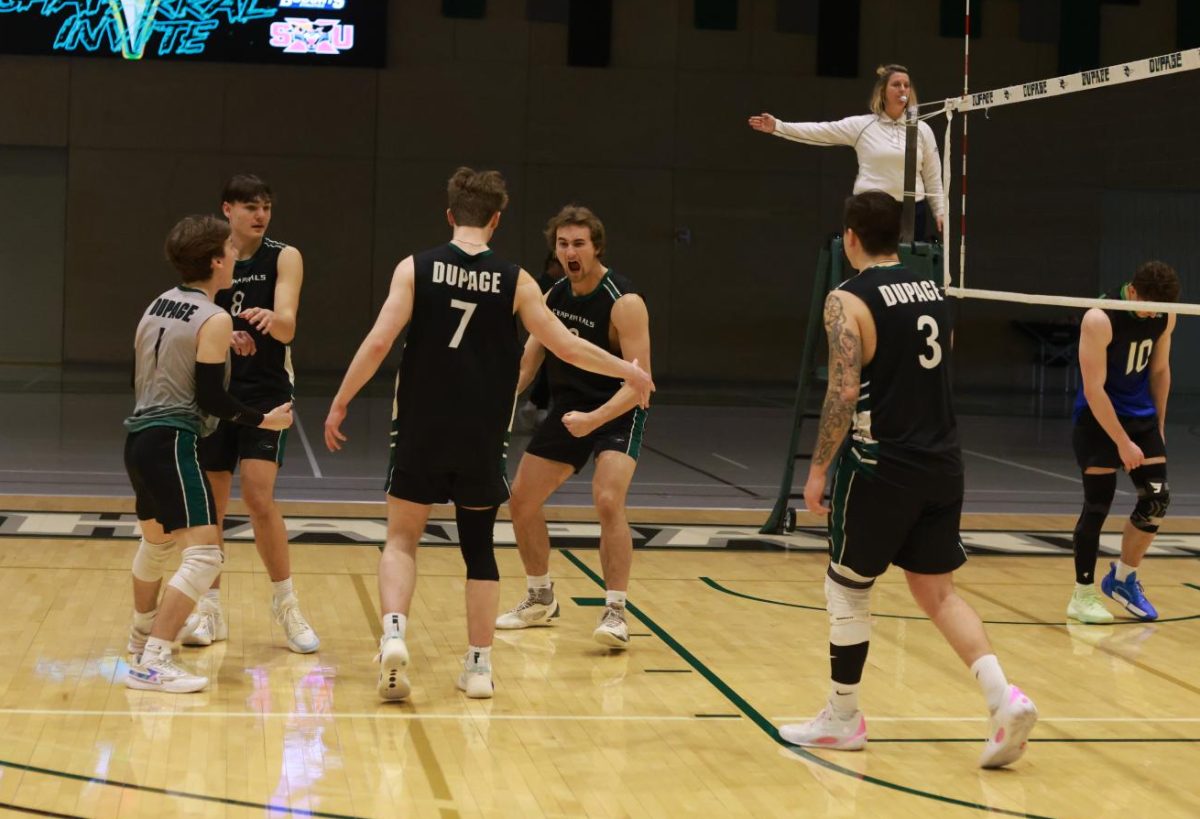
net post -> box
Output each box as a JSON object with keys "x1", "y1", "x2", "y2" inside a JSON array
[{"x1": 900, "y1": 103, "x2": 918, "y2": 244}]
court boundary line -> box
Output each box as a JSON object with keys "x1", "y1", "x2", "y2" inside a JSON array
[
  {"x1": 0, "y1": 758, "x2": 366, "y2": 819},
  {"x1": 559, "y1": 549, "x2": 1053, "y2": 819},
  {"x1": 699, "y1": 576, "x2": 1200, "y2": 625}
]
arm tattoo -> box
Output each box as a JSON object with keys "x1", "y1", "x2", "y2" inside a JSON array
[{"x1": 813, "y1": 294, "x2": 862, "y2": 468}]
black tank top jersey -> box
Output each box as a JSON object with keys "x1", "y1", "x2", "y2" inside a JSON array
[
  {"x1": 836, "y1": 264, "x2": 961, "y2": 473},
  {"x1": 391, "y1": 244, "x2": 522, "y2": 475},
  {"x1": 217, "y1": 237, "x2": 293, "y2": 405},
  {"x1": 1072, "y1": 284, "x2": 1166, "y2": 421},
  {"x1": 543, "y1": 270, "x2": 637, "y2": 410}
]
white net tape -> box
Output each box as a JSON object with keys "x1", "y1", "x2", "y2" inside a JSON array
[{"x1": 929, "y1": 47, "x2": 1200, "y2": 313}]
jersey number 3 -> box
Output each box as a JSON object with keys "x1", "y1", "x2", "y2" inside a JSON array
[
  {"x1": 917, "y1": 315, "x2": 943, "y2": 369},
  {"x1": 1125, "y1": 339, "x2": 1153, "y2": 374},
  {"x1": 448, "y1": 299, "x2": 477, "y2": 348}
]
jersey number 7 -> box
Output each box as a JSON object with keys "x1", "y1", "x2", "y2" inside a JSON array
[{"x1": 448, "y1": 299, "x2": 477, "y2": 348}]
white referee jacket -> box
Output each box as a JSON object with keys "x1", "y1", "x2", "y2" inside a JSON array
[{"x1": 771, "y1": 112, "x2": 946, "y2": 221}]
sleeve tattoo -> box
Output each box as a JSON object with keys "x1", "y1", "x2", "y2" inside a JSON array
[{"x1": 813, "y1": 294, "x2": 862, "y2": 468}]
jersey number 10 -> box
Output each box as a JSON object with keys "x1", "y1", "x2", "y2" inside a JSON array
[{"x1": 1125, "y1": 339, "x2": 1153, "y2": 375}]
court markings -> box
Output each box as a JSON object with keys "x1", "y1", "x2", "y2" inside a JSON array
[
  {"x1": 700, "y1": 576, "x2": 1200, "y2": 625},
  {"x1": 559, "y1": 549, "x2": 1051, "y2": 819}
]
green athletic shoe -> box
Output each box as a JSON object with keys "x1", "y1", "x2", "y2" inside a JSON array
[{"x1": 1067, "y1": 584, "x2": 1114, "y2": 624}]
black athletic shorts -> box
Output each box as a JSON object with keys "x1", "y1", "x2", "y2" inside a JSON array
[
  {"x1": 124, "y1": 426, "x2": 216, "y2": 534},
  {"x1": 525, "y1": 406, "x2": 647, "y2": 473},
  {"x1": 386, "y1": 466, "x2": 509, "y2": 507},
  {"x1": 827, "y1": 451, "x2": 967, "y2": 578},
  {"x1": 198, "y1": 399, "x2": 289, "y2": 472},
  {"x1": 1072, "y1": 408, "x2": 1165, "y2": 470}
]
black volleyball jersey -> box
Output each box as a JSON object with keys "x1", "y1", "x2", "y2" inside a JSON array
[
  {"x1": 543, "y1": 270, "x2": 637, "y2": 409},
  {"x1": 836, "y1": 264, "x2": 961, "y2": 473},
  {"x1": 217, "y1": 237, "x2": 294, "y2": 405},
  {"x1": 391, "y1": 244, "x2": 522, "y2": 475},
  {"x1": 1072, "y1": 284, "x2": 1167, "y2": 421}
]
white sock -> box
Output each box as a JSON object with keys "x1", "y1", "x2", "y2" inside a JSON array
[
  {"x1": 606, "y1": 590, "x2": 627, "y2": 608},
  {"x1": 1115, "y1": 560, "x2": 1136, "y2": 582},
  {"x1": 203, "y1": 589, "x2": 221, "y2": 606},
  {"x1": 527, "y1": 574, "x2": 551, "y2": 590},
  {"x1": 467, "y1": 645, "x2": 492, "y2": 668},
  {"x1": 829, "y1": 682, "x2": 860, "y2": 718},
  {"x1": 143, "y1": 636, "x2": 172, "y2": 660},
  {"x1": 1074, "y1": 582, "x2": 1094, "y2": 594},
  {"x1": 971, "y1": 654, "x2": 1009, "y2": 713},
  {"x1": 382, "y1": 612, "x2": 407, "y2": 639},
  {"x1": 272, "y1": 578, "x2": 294, "y2": 602},
  {"x1": 132, "y1": 608, "x2": 156, "y2": 632}
]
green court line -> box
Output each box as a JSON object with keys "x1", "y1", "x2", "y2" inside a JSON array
[
  {"x1": 701, "y1": 576, "x2": 1200, "y2": 625},
  {"x1": 873, "y1": 738, "x2": 1200, "y2": 744},
  {"x1": 0, "y1": 800, "x2": 84, "y2": 818},
  {"x1": 560, "y1": 549, "x2": 1053, "y2": 819},
  {"x1": 0, "y1": 758, "x2": 366, "y2": 819}
]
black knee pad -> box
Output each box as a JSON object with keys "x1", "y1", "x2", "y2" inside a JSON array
[
  {"x1": 456, "y1": 506, "x2": 499, "y2": 581},
  {"x1": 1076, "y1": 472, "x2": 1116, "y2": 535},
  {"x1": 1130, "y1": 463, "x2": 1169, "y2": 533}
]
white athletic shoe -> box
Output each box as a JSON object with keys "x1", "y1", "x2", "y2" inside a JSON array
[
  {"x1": 592, "y1": 604, "x2": 630, "y2": 649},
  {"x1": 779, "y1": 706, "x2": 868, "y2": 751},
  {"x1": 376, "y1": 635, "x2": 411, "y2": 702},
  {"x1": 496, "y1": 585, "x2": 560, "y2": 629},
  {"x1": 1067, "y1": 585, "x2": 1114, "y2": 624},
  {"x1": 272, "y1": 593, "x2": 320, "y2": 654},
  {"x1": 126, "y1": 649, "x2": 208, "y2": 693},
  {"x1": 457, "y1": 650, "x2": 494, "y2": 699},
  {"x1": 979, "y1": 685, "x2": 1038, "y2": 769},
  {"x1": 182, "y1": 598, "x2": 228, "y2": 647}
]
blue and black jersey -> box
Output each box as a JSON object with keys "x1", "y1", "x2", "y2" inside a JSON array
[{"x1": 1073, "y1": 284, "x2": 1167, "y2": 422}]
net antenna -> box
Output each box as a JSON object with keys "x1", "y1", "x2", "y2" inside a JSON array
[{"x1": 924, "y1": 2, "x2": 1200, "y2": 316}]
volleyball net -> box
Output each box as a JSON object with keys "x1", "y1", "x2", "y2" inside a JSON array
[{"x1": 916, "y1": 43, "x2": 1200, "y2": 316}]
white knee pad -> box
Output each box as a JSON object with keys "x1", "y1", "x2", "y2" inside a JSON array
[
  {"x1": 167, "y1": 545, "x2": 224, "y2": 602},
  {"x1": 825, "y1": 574, "x2": 872, "y2": 646},
  {"x1": 132, "y1": 538, "x2": 175, "y2": 583}
]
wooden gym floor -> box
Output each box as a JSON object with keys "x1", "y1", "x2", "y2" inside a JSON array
[{"x1": 2, "y1": 376, "x2": 1200, "y2": 817}]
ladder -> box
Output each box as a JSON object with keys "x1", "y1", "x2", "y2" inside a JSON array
[{"x1": 760, "y1": 237, "x2": 944, "y2": 534}]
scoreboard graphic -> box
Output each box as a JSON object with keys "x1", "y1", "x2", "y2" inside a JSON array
[{"x1": 0, "y1": 1, "x2": 386, "y2": 67}]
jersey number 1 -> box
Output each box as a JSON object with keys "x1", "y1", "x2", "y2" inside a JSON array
[{"x1": 448, "y1": 299, "x2": 477, "y2": 348}]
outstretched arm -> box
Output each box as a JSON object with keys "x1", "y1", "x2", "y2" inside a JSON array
[
  {"x1": 803, "y1": 291, "x2": 863, "y2": 514},
  {"x1": 324, "y1": 257, "x2": 415, "y2": 451}
]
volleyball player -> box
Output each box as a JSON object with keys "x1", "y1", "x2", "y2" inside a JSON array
[
  {"x1": 124, "y1": 215, "x2": 292, "y2": 692},
  {"x1": 781, "y1": 191, "x2": 1037, "y2": 768},
  {"x1": 1067, "y1": 262, "x2": 1179, "y2": 623},
  {"x1": 496, "y1": 206, "x2": 651, "y2": 649},
  {"x1": 189, "y1": 174, "x2": 319, "y2": 654},
  {"x1": 323, "y1": 168, "x2": 653, "y2": 701}
]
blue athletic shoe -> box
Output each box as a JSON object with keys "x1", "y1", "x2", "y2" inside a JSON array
[{"x1": 1100, "y1": 563, "x2": 1158, "y2": 621}]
